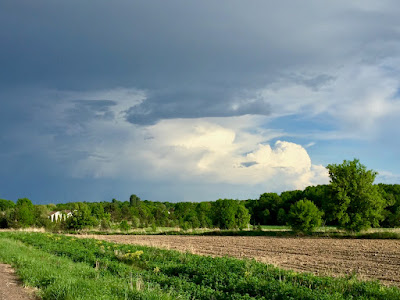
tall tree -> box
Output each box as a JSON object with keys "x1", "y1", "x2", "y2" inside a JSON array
[
  {"x1": 14, "y1": 198, "x2": 35, "y2": 228},
  {"x1": 326, "y1": 159, "x2": 386, "y2": 232},
  {"x1": 129, "y1": 194, "x2": 141, "y2": 207},
  {"x1": 258, "y1": 193, "x2": 282, "y2": 225},
  {"x1": 236, "y1": 203, "x2": 251, "y2": 230},
  {"x1": 378, "y1": 184, "x2": 400, "y2": 227}
]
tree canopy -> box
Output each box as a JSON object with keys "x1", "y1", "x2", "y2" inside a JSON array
[
  {"x1": 0, "y1": 199, "x2": 15, "y2": 211},
  {"x1": 326, "y1": 159, "x2": 387, "y2": 231},
  {"x1": 14, "y1": 198, "x2": 35, "y2": 228}
]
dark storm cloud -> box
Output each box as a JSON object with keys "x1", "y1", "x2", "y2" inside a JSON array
[
  {"x1": 2, "y1": 1, "x2": 400, "y2": 204},
  {"x1": 67, "y1": 100, "x2": 117, "y2": 123},
  {"x1": 4, "y1": 1, "x2": 400, "y2": 124},
  {"x1": 125, "y1": 88, "x2": 271, "y2": 125}
]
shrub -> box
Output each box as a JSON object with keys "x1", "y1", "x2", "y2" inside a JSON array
[
  {"x1": 100, "y1": 218, "x2": 111, "y2": 230},
  {"x1": 119, "y1": 220, "x2": 130, "y2": 232},
  {"x1": 288, "y1": 199, "x2": 323, "y2": 233}
]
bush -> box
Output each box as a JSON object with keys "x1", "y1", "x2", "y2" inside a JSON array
[
  {"x1": 180, "y1": 221, "x2": 191, "y2": 231},
  {"x1": 100, "y1": 218, "x2": 111, "y2": 230},
  {"x1": 288, "y1": 199, "x2": 323, "y2": 233},
  {"x1": 119, "y1": 220, "x2": 130, "y2": 232}
]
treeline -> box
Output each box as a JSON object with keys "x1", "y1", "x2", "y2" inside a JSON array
[
  {"x1": 1, "y1": 183, "x2": 400, "y2": 231},
  {"x1": 0, "y1": 196, "x2": 250, "y2": 231},
  {"x1": 246, "y1": 183, "x2": 400, "y2": 229}
]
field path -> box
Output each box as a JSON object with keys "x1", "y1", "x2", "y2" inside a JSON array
[
  {"x1": 78, "y1": 234, "x2": 400, "y2": 287},
  {"x1": 0, "y1": 264, "x2": 36, "y2": 300}
]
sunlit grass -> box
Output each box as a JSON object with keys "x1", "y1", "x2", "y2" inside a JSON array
[
  {"x1": 0, "y1": 236, "x2": 176, "y2": 300},
  {"x1": 1, "y1": 232, "x2": 399, "y2": 299}
]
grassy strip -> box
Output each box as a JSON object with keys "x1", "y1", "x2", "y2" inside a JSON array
[
  {"x1": 2, "y1": 232, "x2": 400, "y2": 299},
  {"x1": 199, "y1": 230, "x2": 400, "y2": 239},
  {"x1": 59, "y1": 225, "x2": 400, "y2": 239},
  {"x1": 0, "y1": 237, "x2": 176, "y2": 300},
  {"x1": 74, "y1": 228, "x2": 400, "y2": 239}
]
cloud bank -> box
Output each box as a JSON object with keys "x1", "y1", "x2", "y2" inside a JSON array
[{"x1": 1, "y1": 1, "x2": 400, "y2": 202}]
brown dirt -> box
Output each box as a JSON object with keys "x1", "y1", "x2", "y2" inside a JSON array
[
  {"x1": 79, "y1": 234, "x2": 400, "y2": 287},
  {"x1": 0, "y1": 264, "x2": 37, "y2": 300}
]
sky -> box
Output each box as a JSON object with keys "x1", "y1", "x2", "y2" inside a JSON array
[{"x1": 1, "y1": 1, "x2": 400, "y2": 204}]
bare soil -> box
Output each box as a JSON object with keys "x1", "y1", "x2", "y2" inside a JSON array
[
  {"x1": 0, "y1": 264, "x2": 37, "y2": 300},
  {"x1": 80, "y1": 235, "x2": 400, "y2": 287}
]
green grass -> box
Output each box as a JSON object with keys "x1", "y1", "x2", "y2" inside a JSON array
[
  {"x1": 259, "y1": 225, "x2": 291, "y2": 230},
  {"x1": 70, "y1": 225, "x2": 400, "y2": 240},
  {"x1": 5, "y1": 225, "x2": 400, "y2": 240},
  {"x1": 0, "y1": 236, "x2": 176, "y2": 299},
  {"x1": 1, "y1": 232, "x2": 400, "y2": 299}
]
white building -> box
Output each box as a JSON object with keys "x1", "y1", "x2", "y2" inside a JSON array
[{"x1": 49, "y1": 210, "x2": 73, "y2": 222}]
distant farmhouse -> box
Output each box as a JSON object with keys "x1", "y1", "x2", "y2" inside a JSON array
[{"x1": 49, "y1": 210, "x2": 73, "y2": 222}]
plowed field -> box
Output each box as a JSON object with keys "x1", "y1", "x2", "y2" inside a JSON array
[{"x1": 80, "y1": 235, "x2": 400, "y2": 287}]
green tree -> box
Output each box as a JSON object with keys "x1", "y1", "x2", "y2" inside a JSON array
[
  {"x1": 14, "y1": 198, "x2": 35, "y2": 228},
  {"x1": 276, "y1": 208, "x2": 286, "y2": 225},
  {"x1": 196, "y1": 202, "x2": 213, "y2": 228},
  {"x1": 129, "y1": 194, "x2": 141, "y2": 207},
  {"x1": 236, "y1": 203, "x2": 251, "y2": 230},
  {"x1": 302, "y1": 185, "x2": 329, "y2": 211},
  {"x1": 378, "y1": 184, "x2": 400, "y2": 227},
  {"x1": 287, "y1": 199, "x2": 323, "y2": 233},
  {"x1": 0, "y1": 209, "x2": 14, "y2": 228},
  {"x1": 213, "y1": 199, "x2": 250, "y2": 230},
  {"x1": 280, "y1": 190, "x2": 303, "y2": 212},
  {"x1": 0, "y1": 199, "x2": 15, "y2": 229},
  {"x1": 326, "y1": 159, "x2": 386, "y2": 232},
  {"x1": 90, "y1": 203, "x2": 106, "y2": 220},
  {"x1": 66, "y1": 203, "x2": 98, "y2": 230},
  {"x1": 34, "y1": 205, "x2": 51, "y2": 228},
  {"x1": 0, "y1": 199, "x2": 15, "y2": 211},
  {"x1": 104, "y1": 199, "x2": 122, "y2": 222},
  {"x1": 213, "y1": 199, "x2": 237, "y2": 229},
  {"x1": 253, "y1": 193, "x2": 282, "y2": 225}
]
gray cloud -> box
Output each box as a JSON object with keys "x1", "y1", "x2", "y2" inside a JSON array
[
  {"x1": 241, "y1": 162, "x2": 258, "y2": 168},
  {"x1": 288, "y1": 74, "x2": 336, "y2": 91},
  {"x1": 2, "y1": 1, "x2": 400, "y2": 124},
  {"x1": 67, "y1": 100, "x2": 117, "y2": 123},
  {"x1": 125, "y1": 88, "x2": 271, "y2": 125},
  {"x1": 2, "y1": 1, "x2": 400, "y2": 203}
]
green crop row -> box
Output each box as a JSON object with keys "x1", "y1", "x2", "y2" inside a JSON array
[{"x1": 0, "y1": 232, "x2": 399, "y2": 299}]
